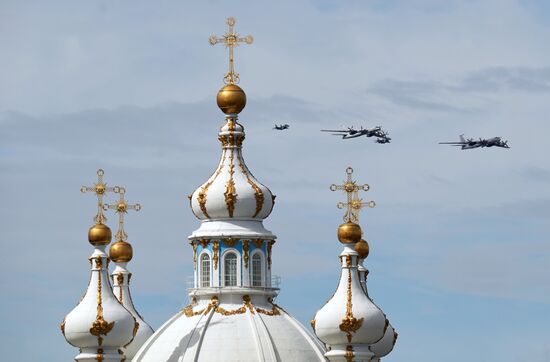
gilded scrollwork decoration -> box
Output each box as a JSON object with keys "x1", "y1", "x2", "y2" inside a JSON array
[
  {"x1": 252, "y1": 238, "x2": 263, "y2": 248},
  {"x1": 243, "y1": 240, "x2": 249, "y2": 268},
  {"x1": 89, "y1": 270, "x2": 115, "y2": 346},
  {"x1": 224, "y1": 238, "x2": 237, "y2": 247},
  {"x1": 213, "y1": 241, "x2": 220, "y2": 270},
  {"x1": 199, "y1": 239, "x2": 210, "y2": 248},
  {"x1": 338, "y1": 260, "x2": 364, "y2": 343},
  {"x1": 345, "y1": 345, "x2": 354, "y2": 362},
  {"x1": 192, "y1": 242, "x2": 198, "y2": 270},
  {"x1": 116, "y1": 273, "x2": 124, "y2": 302},
  {"x1": 224, "y1": 151, "x2": 237, "y2": 217},
  {"x1": 183, "y1": 295, "x2": 284, "y2": 318}
]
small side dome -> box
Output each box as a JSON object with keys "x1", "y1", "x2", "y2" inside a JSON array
[
  {"x1": 88, "y1": 223, "x2": 112, "y2": 246},
  {"x1": 217, "y1": 84, "x2": 246, "y2": 114},
  {"x1": 370, "y1": 322, "x2": 397, "y2": 359},
  {"x1": 337, "y1": 222, "x2": 362, "y2": 244},
  {"x1": 355, "y1": 239, "x2": 370, "y2": 259},
  {"x1": 109, "y1": 241, "x2": 133, "y2": 262}
]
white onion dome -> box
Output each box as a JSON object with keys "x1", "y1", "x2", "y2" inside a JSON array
[
  {"x1": 357, "y1": 259, "x2": 369, "y2": 296},
  {"x1": 190, "y1": 115, "x2": 275, "y2": 221},
  {"x1": 370, "y1": 322, "x2": 397, "y2": 361},
  {"x1": 356, "y1": 239, "x2": 370, "y2": 295},
  {"x1": 110, "y1": 262, "x2": 154, "y2": 360},
  {"x1": 144, "y1": 81, "x2": 323, "y2": 360},
  {"x1": 61, "y1": 227, "x2": 137, "y2": 362},
  {"x1": 313, "y1": 246, "x2": 387, "y2": 346},
  {"x1": 312, "y1": 223, "x2": 387, "y2": 361}
]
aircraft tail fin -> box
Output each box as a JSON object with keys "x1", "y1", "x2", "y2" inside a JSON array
[{"x1": 459, "y1": 134, "x2": 466, "y2": 143}]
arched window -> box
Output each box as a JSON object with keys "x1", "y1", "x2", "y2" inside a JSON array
[
  {"x1": 200, "y1": 253, "x2": 211, "y2": 287},
  {"x1": 251, "y1": 253, "x2": 263, "y2": 287},
  {"x1": 224, "y1": 252, "x2": 238, "y2": 286}
]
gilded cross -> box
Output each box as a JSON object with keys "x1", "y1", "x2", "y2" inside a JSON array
[
  {"x1": 209, "y1": 17, "x2": 253, "y2": 85},
  {"x1": 103, "y1": 187, "x2": 141, "y2": 242},
  {"x1": 330, "y1": 167, "x2": 375, "y2": 223},
  {"x1": 81, "y1": 169, "x2": 120, "y2": 223}
]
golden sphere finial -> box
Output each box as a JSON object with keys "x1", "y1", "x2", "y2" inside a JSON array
[
  {"x1": 88, "y1": 223, "x2": 112, "y2": 246},
  {"x1": 337, "y1": 222, "x2": 362, "y2": 244},
  {"x1": 109, "y1": 240, "x2": 133, "y2": 263},
  {"x1": 355, "y1": 239, "x2": 370, "y2": 259},
  {"x1": 217, "y1": 84, "x2": 247, "y2": 114}
]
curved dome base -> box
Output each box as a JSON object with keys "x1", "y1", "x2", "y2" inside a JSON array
[
  {"x1": 189, "y1": 219, "x2": 276, "y2": 239},
  {"x1": 75, "y1": 347, "x2": 123, "y2": 362},
  {"x1": 133, "y1": 294, "x2": 326, "y2": 362},
  {"x1": 324, "y1": 344, "x2": 374, "y2": 362}
]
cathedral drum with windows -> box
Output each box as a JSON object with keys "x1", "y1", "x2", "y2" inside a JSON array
[
  {"x1": 132, "y1": 94, "x2": 326, "y2": 362},
  {"x1": 132, "y1": 17, "x2": 326, "y2": 362}
]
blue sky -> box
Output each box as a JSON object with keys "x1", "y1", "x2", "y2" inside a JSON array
[{"x1": 1, "y1": 0, "x2": 550, "y2": 361}]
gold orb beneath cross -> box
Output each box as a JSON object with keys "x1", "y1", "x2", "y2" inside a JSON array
[
  {"x1": 109, "y1": 240, "x2": 133, "y2": 262},
  {"x1": 355, "y1": 239, "x2": 370, "y2": 259},
  {"x1": 88, "y1": 223, "x2": 112, "y2": 246},
  {"x1": 217, "y1": 84, "x2": 247, "y2": 114},
  {"x1": 337, "y1": 222, "x2": 362, "y2": 244}
]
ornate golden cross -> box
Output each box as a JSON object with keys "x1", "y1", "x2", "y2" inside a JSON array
[
  {"x1": 81, "y1": 169, "x2": 120, "y2": 223},
  {"x1": 330, "y1": 167, "x2": 375, "y2": 223},
  {"x1": 209, "y1": 17, "x2": 253, "y2": 85},
  {"x1": 103, "y1": 187, "x2": 141, "y2": 242}
]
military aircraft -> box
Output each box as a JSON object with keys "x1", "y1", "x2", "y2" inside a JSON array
[
  {"x1": 273, "y1": 124, "x2": 290, "y2": 130},
  {"x1": 439, "y1": 134, "x2": 510, "y2": 150},
  {"x1": 375, "y1": 131, "x2": 391, "y2": 144},
  {"x1": 321, "y1": 126, "x2": 388, "y2": 140}
]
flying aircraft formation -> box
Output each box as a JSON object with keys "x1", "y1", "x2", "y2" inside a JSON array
[
  {"x1": 320, "y1": 126, "x2": 392, "y2": 144},
  {"x1": 439, "y1": 134, "x2": 510, "y2": 150},
  {"x1": 271, "y1": 124, "x2": 509, "y2": 150},
  {"x1": 375, "y1": 132, "x2": 391, "y2": 144}
]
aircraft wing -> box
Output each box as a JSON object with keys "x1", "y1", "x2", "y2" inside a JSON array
[
  {"x1": 321, "y1": 129, "x2": 347, "y2": 133},
  {"x1": 342, "y1": 133, "x2": 364, "y2": 139},
  {"x1": 439, "y1": 142, "x2": 466, "y2": 144}
]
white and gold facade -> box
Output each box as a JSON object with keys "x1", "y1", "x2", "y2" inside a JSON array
[
  {"x1": 312, "y1": 168, "x2": 397, "y2": 361},
  {"x1": 61, "y1": 171, "x2": 137, "y2": 362},
  {"x1": 132, "y1": 17, "x2": 327, "y2": 362},
  {"x1": 61, "y1": 170, "x2": 153, "y2": 361},
  {"x1": 105, "y1": 188, "x2": 155, "y2": 359},
  {"x1": 133, "y1": 117, "x2": 326, "y2": 359},
  {"x1": 62, "y1": 17, "x2": 398, "y2": 362}
]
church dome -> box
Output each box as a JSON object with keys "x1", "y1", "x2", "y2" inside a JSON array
[
  {"x1": 136, "y1": 17, "x2": 325, "y2": 362},
  {"x1": 190, "y1": 116, "x2": 275, "y2": 221},
  {"x1": 313, "y1": 247, "x2": 387, "y2": 347},
  {"x1": 133, "y1": 294, "x2": 326, "y2": 362},
  {"x1": 62, "y1": 245, "x2": 137, "y2": 361},
  {"x1": 370, "y1": 322, "x2": 397, "y2": 361}
]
